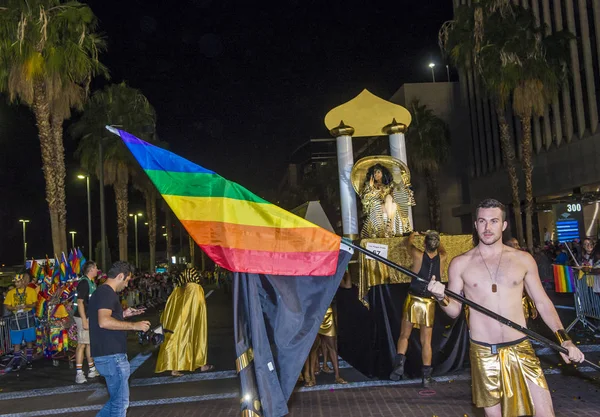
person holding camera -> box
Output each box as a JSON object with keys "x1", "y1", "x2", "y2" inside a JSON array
[{"x1": 89, "y1": 261, "x2": 149, "y2": 417}]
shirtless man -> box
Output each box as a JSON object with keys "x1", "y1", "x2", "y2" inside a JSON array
[
  {"x1": 428, "y1": 198, "x2": 584, "y2": 417},
  {"x1": 390, "y1": 230, "x2": 446, "y2": 387}
]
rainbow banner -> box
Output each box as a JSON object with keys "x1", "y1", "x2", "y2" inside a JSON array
[
  {"x1": 77, "y1": 248, "x2": 87, "y2": 274},
  {"x1": 109, "y1": 127, "x2": 342, "y2": 276},
  {"x1": 30, "y1": 259, "x2": 41, "y2": 279},
  {"x1": 553, "y1": 264, "x2": 576, "y2": 293}
]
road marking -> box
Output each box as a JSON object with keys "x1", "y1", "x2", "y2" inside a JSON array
[
  {"x1": 1, "y1": 365, "x2": 599, "y2": 417},
  {"x1": 0, "y1": 327, "x2": 595, "y2": 403},
  {"x1": 0, "y1": 360, "x2": 352, "y2": 401},
  {"x1": 0, "y1": 392, "x2": 239, "y2": 417}
]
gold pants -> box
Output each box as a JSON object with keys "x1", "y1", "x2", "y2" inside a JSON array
[
  {"x1": 402, "y1": 293, "x2": 435, "y2": 329},
  {"x1": 470, "y1": 338, "x2": 548, "y2": 417},
  {"x1": 318, "y1": 307, "x2": 336, "y2": 337}
]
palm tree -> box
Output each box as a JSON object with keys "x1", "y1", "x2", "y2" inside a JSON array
[
  {"x1": 441, "y1": 2, "x2": 524, "y2": 243},
  {"x1": 405, "y1": 99, "x2": 450, "y2": 231},
  {"x1": 441, "y1": 3, "x2": 571, "y2": 251},
  {"x1": 71, "y1": 82, "x2": 157, "y2": 261},
  {"x1": 132, "y1": 167, "x2": 160, "y2": 271},
  {"x1": 0, "y1": 0, "x2": 107, "y2": 254},
  {"x1": 511, "y1": 29, "x2": 571, "y2": 251}
]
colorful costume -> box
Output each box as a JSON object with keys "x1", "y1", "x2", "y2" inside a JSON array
[
  {"x1": 155, "y1": 278, "x2": 208, "y2": 373},
  {"x1": 470, "y1": 337, "x2": 548, "y2": 417}
]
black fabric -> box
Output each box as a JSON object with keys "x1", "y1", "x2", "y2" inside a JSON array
[
  {"x1": 336, "y1": 283, "x2": 469, "y2": 379},
  {"x1": 74, "y1": 279, "x2": 89, "y2": 318},
  {"x1": 89, "y1": 285, "x2": 127, "y2": 357},
  {"x1": 408, "y1": 253, "x2": 441, "y2": 296},
  {"x1": 335, "y1": 285, "x2": 375, "y2": 377},
  {"x1": 233, "y1": 249, "x2": 352, "y2": 417}
]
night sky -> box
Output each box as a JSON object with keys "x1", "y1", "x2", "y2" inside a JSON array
[{"x1": 0, "y1": 0, "x2": 453, "y2": 266}]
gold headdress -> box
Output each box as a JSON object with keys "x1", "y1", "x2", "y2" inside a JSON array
[
  {"x1": 175, "y1": 268, "x2": 201, "y2": 287},
  {"x1": 350, "y1": 155, "x2": 412, "y2": 195}
]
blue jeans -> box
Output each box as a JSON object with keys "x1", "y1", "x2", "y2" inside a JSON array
[{"x1": 94, "y1": 353, "x2": 130, "y2": 417}]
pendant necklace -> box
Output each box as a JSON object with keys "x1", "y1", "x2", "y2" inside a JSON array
[{"x1": 478, "y1": 246, "x2": 503, "y2": 293}]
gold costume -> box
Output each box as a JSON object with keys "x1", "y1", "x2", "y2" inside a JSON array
[
  {"x1": 359, "y1": 182, "x2": 413, "y2": 238},
  {"x1": 470, "y1": 338, "x2": 548, "y2": 417},
  {"x1": 318, "y1": 307, "x2": 336, "y2": 337},
  {"x1": 155, "y1": 282, "x2": 208, "y2": 373},
  {"x1": 402, "y1": 293, "x2": 435, "y2": 329}
]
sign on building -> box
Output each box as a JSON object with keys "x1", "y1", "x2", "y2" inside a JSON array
[{"x1": 553, "y1": 203, "x2": 585, "y2": 243}]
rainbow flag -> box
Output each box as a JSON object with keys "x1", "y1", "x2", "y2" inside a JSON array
[
  {"x1": 109, "y1": 127, "x2": 341, "y2": 276},
  {"x1": 68, "y1": 249, "x2": 76, "y2": 274},
  {"x1": 553, "y1": 264, "x2": 576, "y2": 292},
  {"x1": 30, "y1": 259, "x2": 41, "y2": 279},
  {"x1": 77, "y1": 248, "x2": 87, "y2": 274},
  {"x1": 52, "y1": 256, "x2": 61, "y2": 283},
  {"x1": 44, "y1": 255, "x2": 53, "y2": 277}
]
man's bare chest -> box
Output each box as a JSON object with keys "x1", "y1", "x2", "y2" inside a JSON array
[{"x1": 462, "y1": 261, "x2": 526, "y2": 291}]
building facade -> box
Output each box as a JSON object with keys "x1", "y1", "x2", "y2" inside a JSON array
[{"x1": 455, "y1": 0, "x2": 600, "y2": 243}]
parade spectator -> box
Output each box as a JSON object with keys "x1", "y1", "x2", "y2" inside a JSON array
[
  {"x1": 74, "y1": 261, "x2": 100, "y2": 384},
  {"x1": 554, "y1": 246, "x2": 568, "y2": 265},
  {"x1": 580, "y1": 238, "x2": 594, "y2": 266}
]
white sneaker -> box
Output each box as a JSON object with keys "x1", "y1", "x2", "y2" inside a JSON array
[
  {"x1": 75, "y1": 373, "x2": 87, "y2": 384},
  {"x1": 88, "y1": 369, "x2": 100, "y2": 379}
]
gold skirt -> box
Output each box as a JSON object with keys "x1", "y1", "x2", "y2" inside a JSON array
[
  {"x1": 318, "y1": 307, "x2": 336, "y2": 337},
  {"x1": 470, "y1": 338, "x2": 548, "y2": 417},
  {"x1": 402, "y1": 293, "x2": 435, "y2": 329}
]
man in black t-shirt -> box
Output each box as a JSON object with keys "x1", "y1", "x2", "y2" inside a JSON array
[
  {"x1": 74, "y1": 261, "x2": 99, "y2": 384},
  {"x1": 89, "y1": 261, "x2": 149, "y2": 417}
]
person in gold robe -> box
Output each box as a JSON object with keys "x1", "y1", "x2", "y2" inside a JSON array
[{"x1": 155, "y1": 269, "x2": 214, "y2": 376}]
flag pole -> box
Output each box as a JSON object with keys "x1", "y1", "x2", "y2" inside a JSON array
[{"x1": 342, "y1": 238, "x2": 600, "y2": 372}]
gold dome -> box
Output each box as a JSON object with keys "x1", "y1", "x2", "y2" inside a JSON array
[{"x1": 325, "y1": 89, "x2": 412, "y2": 138}]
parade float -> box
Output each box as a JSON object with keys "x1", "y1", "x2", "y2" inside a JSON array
[
  {"x1": 28, "y1": 251, "x2": 86, "y2": 367},
  {"x1": 324, "y1": 89, "x2": 472, "y2": 378}
]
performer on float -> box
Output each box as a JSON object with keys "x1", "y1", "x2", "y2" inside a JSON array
[
  {"x1": 359, "y1": 163, "x2": 414, "y2": 238},
  {"x1": 155, "y1": 268, "x2": 214, "y2": 376},
  {"x1": 428, "y1": 198, "x2": 584, "y2": 417},
  {"x1": 389, "y1": 231, "x2": 446, "y2": 387}
]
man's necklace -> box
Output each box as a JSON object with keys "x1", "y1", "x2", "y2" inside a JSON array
[{"x1": 478, "y1": 246, "x2": 503, "y2": 293}]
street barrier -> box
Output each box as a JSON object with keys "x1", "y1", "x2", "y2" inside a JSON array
[
  {"x1": 0, "y1": 318, "x2": 10, "y2": 356},
  {"x1": 565, "y1": 271, "x2": 600, "y2": 334}
]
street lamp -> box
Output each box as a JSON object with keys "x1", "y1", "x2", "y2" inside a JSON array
[
  {"x1": 69, "y1": 231, "x2": 77, "y2": 248},
  {"x1": 18, "y1": 219, "x2": 29, "y2": 265},
  {"x1": 428, "y1": 62, "x2": 436, "y2": 82},
  {"x1": 129, "y1": 212, "x2": 143, "y2": 269},
  {"x1": 77, "y1": 174, "x2": 92, "y2": 256}
]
